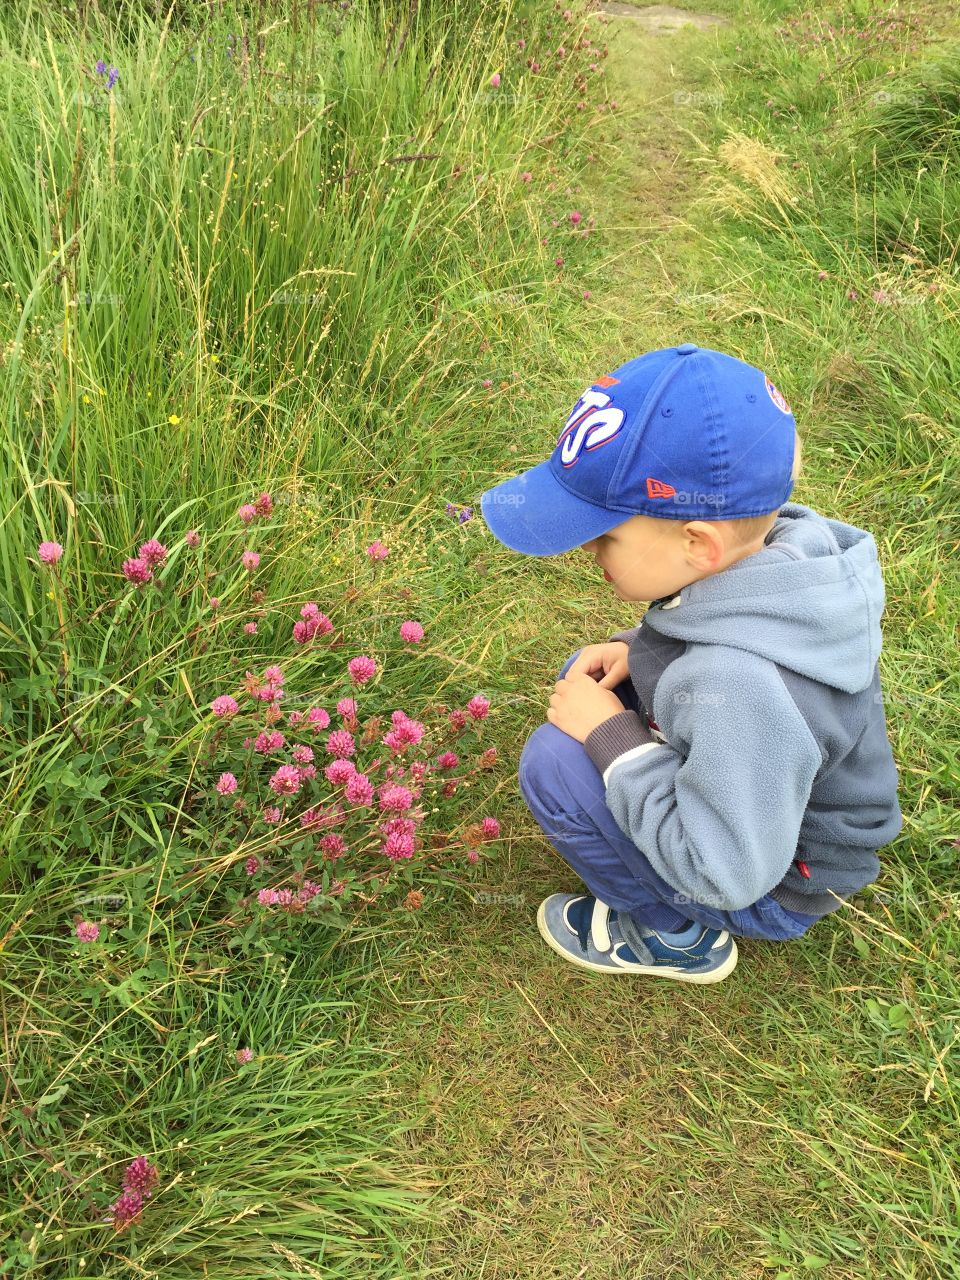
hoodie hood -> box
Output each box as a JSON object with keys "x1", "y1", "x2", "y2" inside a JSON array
[{"x1": 643, "y1": 502, "x2": 886, "y2": 693}]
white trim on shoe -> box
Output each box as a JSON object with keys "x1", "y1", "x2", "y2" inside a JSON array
[
  {"x1": 561, "y1": 894, "x2": 614, "y2": 952},
  {"x1": 537, "y1": 895, "x2": 739, "y2": 983},
  {"x1": 591, "y1": 896, "x2": 613, "y2": 951}
]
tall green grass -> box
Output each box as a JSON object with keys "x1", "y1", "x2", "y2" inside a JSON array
[
  {"x1": 5, "y1": 934, "x2": 437, "y2": 1276},
  {"x1": 0, "y1": 0, "x2": 617, "y2": 1272},
  {"x1": 0, "y1": 0, "x2": 601, "y2": 870}
]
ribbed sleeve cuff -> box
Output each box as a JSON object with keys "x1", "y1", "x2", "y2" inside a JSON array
[
  {"x1": 583, "y1": 708, "x2": 655, "y2": 775},
  {"x1": 607, "y1": 626, "x2": 640, "y2": 646}
]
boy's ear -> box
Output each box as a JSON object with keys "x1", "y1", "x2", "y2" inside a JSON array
[{"x1": 680, "y1": 520, "x2": 728, "y2": 569}]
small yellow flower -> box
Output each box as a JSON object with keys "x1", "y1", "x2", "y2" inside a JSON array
[
  {"x1": 82, "y1": 394, "x2": 91, "y2": 404},
  {"x1": 98, "y1": 386, "x2": 105, "y2": 395},
  {"x1": 47, "y1": 590, "x2": 56, "y2": 600},
  {"x1": 210, "y1": 354, "x2": 219, "y2": 363},
  {"x1": 146, "y1": 390, "x2": 152, "y2": 398},
  {"x1": 168, "y1": 414, "x2": 181, "y2": 425}
]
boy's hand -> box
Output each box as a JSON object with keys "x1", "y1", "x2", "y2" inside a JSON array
[
  {"x1": 547, "y1": 670, "x2": 629, "y2": 744},
  {"x1": 564, "y1": 641, "x2": 631, "y2": 689}
]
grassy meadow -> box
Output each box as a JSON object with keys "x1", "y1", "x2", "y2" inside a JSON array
[
  {"x1": 364, "y1": 1, "x2": 960, "y2": 1276},
  {"x1": 1, "y1": 0, "x2": 621, "y2": 1273},
  {"x1": 2, "y1": 0, "x2": 960, "y2": 1276}
]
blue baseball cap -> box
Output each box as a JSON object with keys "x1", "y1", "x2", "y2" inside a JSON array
[{"x1": 479, "y1": 343, "x2": 797, "y2": 556}]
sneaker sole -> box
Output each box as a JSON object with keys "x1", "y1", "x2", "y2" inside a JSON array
[{"x1": 536, "y1": 899, "x2": 739, "y2": 983}]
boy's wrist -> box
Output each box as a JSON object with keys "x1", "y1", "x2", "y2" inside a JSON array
[
  {"x1": 584, "y1": 708, "x2": 655, "y2": 775},
  {"x1": 607, "y1": 628, "x2": 638, "y2": 647}
]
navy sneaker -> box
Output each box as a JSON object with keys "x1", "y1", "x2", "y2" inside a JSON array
[{"x1": 536, "y1": 892, "x2": 738, "y2": 983}]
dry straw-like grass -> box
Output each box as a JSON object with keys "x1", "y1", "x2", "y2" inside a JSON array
[{"x1": 701, "y1": 130, "x2": 798, "y2": 221}]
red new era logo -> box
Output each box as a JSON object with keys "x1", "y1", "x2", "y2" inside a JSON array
[{"x1": 646, "y1": 477, "x2": 676, "y2": 499}]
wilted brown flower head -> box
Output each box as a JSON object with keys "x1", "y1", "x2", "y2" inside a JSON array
[{"x1": 360, "y1": 715, "x2": 383, "y2": 746}]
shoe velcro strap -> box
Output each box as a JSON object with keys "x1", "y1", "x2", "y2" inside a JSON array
[{"x1": 591, "y1": 897, "x2": 613, "y2": 952}]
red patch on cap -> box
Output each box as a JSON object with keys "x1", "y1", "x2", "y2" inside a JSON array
[
  {"x1": 646, "y1": 477, "x2": 677, "y2": 499},
  {"x1": 594, "y1": 374, "x2": 620, "y2": 388}
]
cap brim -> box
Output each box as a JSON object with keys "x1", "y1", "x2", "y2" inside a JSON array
[{"x1": 479, "y1": 459, "x2": 629, "y2": 556}]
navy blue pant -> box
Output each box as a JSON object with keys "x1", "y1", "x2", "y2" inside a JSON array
[{"x1": 518, "y1": 649, "x2": 823, "y2": 941}]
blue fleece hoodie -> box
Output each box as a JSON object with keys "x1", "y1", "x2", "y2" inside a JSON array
[{"x1": 582, "y1": 501, "x2": 904, "y2": 915}]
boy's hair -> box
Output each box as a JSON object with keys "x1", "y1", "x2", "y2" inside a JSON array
[{"x1": 716, "y1": 428, "x2": 802, "y2": 547}]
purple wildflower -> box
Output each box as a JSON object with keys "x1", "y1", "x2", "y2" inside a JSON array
[
  {"x1": 123, "y1": 1156, "x2": 158, "y2": 1197},
  {"x1": 108, "y1": 1188, "x2": 143, "y2": 1231}
]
